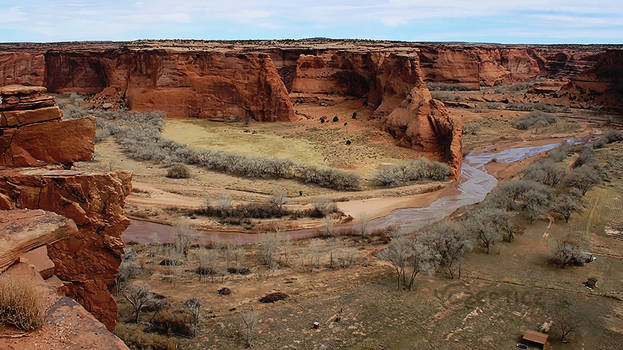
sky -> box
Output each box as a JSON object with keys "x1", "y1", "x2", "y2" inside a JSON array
[{"x1": 1, "y1": 0, "x2": 622, "y2": 44}]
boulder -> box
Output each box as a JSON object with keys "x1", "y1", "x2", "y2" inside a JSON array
[{"x1": 0, "y1": 209, "x2": 77, "y2": 272}]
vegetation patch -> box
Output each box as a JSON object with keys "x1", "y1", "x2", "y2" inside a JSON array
[{"x1": 0, "y1": 276, "x2": 44, "y2": 331}]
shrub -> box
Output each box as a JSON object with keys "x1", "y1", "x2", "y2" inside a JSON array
[
  {"x1": 431, "y1": 91, "x2": 462, "y2": 102},
  {"x1": 494, "y1": 82, "x2": 533, "y2": 93},
  {"x1": 427, "y1": 83, "x2": 474, "y2": 91},
  {"x1": 259, "y1": 292, "x2": 288, "y2": 303},
  {"x1": 150, "y1": 308, "x2": 195, "y2": 337},
  {"x1": 0, "y1": 276, "x2": 44, "y2": 331},
  {"x1": 513, "y1": 111, "x2": 558, "y2": 130},
  {"x1": 372, "y1": 158, "x2": 450, "y2": 187},
  {"x1": 166, "y1": 164, "x2": 191, "y2": 179}
]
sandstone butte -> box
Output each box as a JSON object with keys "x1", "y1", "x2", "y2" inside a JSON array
[{"x1": 0, "y1": 85, "x2": 132, "y2": 339}]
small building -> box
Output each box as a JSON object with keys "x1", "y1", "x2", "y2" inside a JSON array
[{"x1": 522, "y1": 330, "x2": 549, "y2": 349}]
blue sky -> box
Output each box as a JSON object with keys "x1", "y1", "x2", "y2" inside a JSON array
[{"x1": 1, "y1": 0, "x2": 622, "y2": 43}]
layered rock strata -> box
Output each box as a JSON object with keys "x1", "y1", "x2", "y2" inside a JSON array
[{"x1": 0, "y1": 85, "x2": 131, "y2": 331}]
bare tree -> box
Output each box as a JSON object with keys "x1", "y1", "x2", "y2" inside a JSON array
[
  {"x1": 554, "y1": 300, "x2": 579, "y2": 343},
  {"x1": 183, "y1": 298, "x2": 202, "y2": 336},
  {"x1": 257, "y1": 231, "x2": 282, "y2": 268},
  {"x1": 123, "y1": 283, "x2": 153, "y2": 323},
  {"x1": 551, "y1": 194, "x2": 581, "y2": 223},
  {"x1": 173, "y1": 222, "x2": 194, "y2": 256},
  {"x1": 197, "y1": 247, "x2": 218, "y2": 281},
  {"x1": 309, "y1": 239, "x2": 322, "y2": 269},
  {"x1": 378, "y1": 234, "x2": 411, "y2": 290},
  {"x1": 241, "y1": 311, "x2": 258, "y2": 347},
  {"x1": 322, "y1": 216, "x2": 334, "y2": 237},
  {"x1": 552, "y1": 239, "x2": 590, "y2": 268},
  {"x1": 269, "y1": 190, "x2": 288, "y2": 209},
  {"x1": 379, "y1": 233, "x2": 440, "y2": 290},
  {"x1": 465, "y1": 211, "x2": 500, "y2": 254},
  {"x1": 357, "y1": 213, "x2": 370, "y2": 238},
  {"x1": 421, "y1": 222, "x2": 471, "y2": 279}
]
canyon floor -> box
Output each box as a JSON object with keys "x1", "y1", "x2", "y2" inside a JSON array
[{"x1": 61, "y1": 82, "x2": 623, "y2": 349}]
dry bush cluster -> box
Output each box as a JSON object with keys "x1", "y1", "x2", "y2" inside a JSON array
[
  {"x1": 0, "y1": 275, "x2": 44, "y2": 331},
  {"x1": 513, "y1": 111, "x2": 559, "y2": 130},
  {"x1": 372, "y1": 158, "x2": 451, "y2": 187}
]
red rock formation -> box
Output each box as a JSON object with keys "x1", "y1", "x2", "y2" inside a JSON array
[
  {"x1": 290, "y1": 50, "x2": 463, "y2": 175},
  {"x1": 0, "y1": 209, "x2": 77, "y2": 272},
  {"x1": 0, "y1": 85, "x2": 95, "y2": 167},
  {"x1": 0, "y1": 167, "x2": 132, "y2": 330},
  {"x1": 0, "y1": 85, "x2": 131, "y2": 330},
  {"x1": 0, "y1": 51, "x2": 45, "y2": 87},
  {"x1": 416, "y1": 45, "x2": 601, "y2": 88},
  {"x1": 44, "y1": 49, "x2": 296, "y2": 121},
  {"x1": 563, "y1": 50, "x2": 623, "y2": 113}
]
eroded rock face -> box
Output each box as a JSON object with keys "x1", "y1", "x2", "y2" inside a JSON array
[
  {"x1": 416, "y1": 45, "x2": 601, "y2": 88},
  {"x1": 44, "y1": 49, "x2": 296, "y2": 121},
  {"x1": 0, "y1": 167, "x2": 132, "y2": 330},
  {"x1": 0, "y1": 85, "x2": 95, "y2": 167},
  {"x1": 563, "y1": 50, "x2": 623, "y2": 113},
  {"x1": 290, "y1": 50, "x2": 463, "y2": 176}
]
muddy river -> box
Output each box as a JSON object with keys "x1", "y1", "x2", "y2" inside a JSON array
[{"x1": 122, "y1": 141, "x2": 570, "y2": 244}]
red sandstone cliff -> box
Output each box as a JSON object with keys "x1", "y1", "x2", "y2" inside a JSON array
[
  {"x1": 43, "y1": 49, "x2": 296, "y2": 121},
  {"x1": 0, "y1": 85, "x2": 131, "y2": 331},
  {"x1": 289, "y1": 50, "x2": 463, "y2": 176},
  {"x1": 563, "y1": 50, "x2": 623, "y2": 113}
]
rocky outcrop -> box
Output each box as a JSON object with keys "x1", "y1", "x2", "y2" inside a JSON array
[
  {"x1": 0, "y1": 51, "x2": 45, "y2": 87},
  {"x1": 0, "y1": 85, "x2": 131, "y2": 330},
  {"x1": 0, "y1": 167, "x2": 132, "y2": 330},
  {"x1": 563, "y1": 50, "x2": 623, "y2": 113},
  {"x1": 0, "y1": 85, "x2": 95, "y2": 167},
  {"x1": 0, "y1": 209, "x2": 77, "y2": 272}
]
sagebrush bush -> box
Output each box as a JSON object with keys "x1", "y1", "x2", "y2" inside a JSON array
[
  {"x1": 166, "y1": 164, "x2": 191, "y2": 179},
  {"x1": 373, "y1": 158, "x2": 450, "y2": 187},
  {"x1": 513, "y1": 111, "x2": 558, "y2": 130},
  {"x1": 0, "y1": 276, "x2": 44, "y2": 331}
]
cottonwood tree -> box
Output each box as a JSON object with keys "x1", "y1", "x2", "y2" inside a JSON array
[
  {"x1": 123, "y1": 283, "x2": 154, "y2": 323},
  {"x1": 552, "y1": 239, "x2": 590, "y2": 268},
  {"x1": 173, "y1": 222, "x2": 194, "y2": 256},
  {"x1": 241, "y1": 311, "x2": 258, "y2": 348},
  {"x1": 406, "y1": 241, "x2": 441, "y2": 290},
  {"x1": 257, "y1": 231, "x2": 282, "y2": 268},
  {"x1": 550, "y1": 194, "x2": 581, "y2": 223},
  {"x1": 554, "y1": 300, "x2": 579, "y2": 343},
  {"x1": 421, "y1": 222, "x2": 471, "y2": 279},
  {"x1": 322, "y1": 216, "x2": 334, "y2": 237},
  {"x1": 378, "y1": 234, "x2": 411, "y2": 290},
  {"x1": 563, "y1": 166, "x2": 601, "y2": 195},
  {"x1": 465, "y1": 211, "x2": 500, "y2": 254}
]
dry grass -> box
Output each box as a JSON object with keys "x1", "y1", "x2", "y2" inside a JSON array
[{"x1": 0, "y1": 275, "x2": 44, "y2": 331}]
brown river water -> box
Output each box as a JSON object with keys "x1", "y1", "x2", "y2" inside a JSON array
[{"x1": 122, "y1": 140, "x2": 574, "y2": 245}]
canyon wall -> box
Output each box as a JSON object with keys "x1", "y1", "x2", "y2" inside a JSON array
[
  {"x1": 563, "y1": 50, "x2": 623, "y2": 113},
  {"x1": 288, "y1": 50, "x2": 463, "y2": 175},
  {"x1": 415, "y1": 45, "x2": 601, "y2": 88},
  {"x1": 0, "y1": 85, "x2": 131, "y2": 331},
  {"x1": 43, "y1": 49, "x2": 296, "y2": 121}
]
